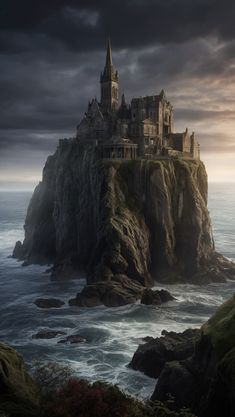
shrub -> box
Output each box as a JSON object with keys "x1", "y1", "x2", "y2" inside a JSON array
[
  {"x1": 44, "y1": 379, "x2": 197, "y2": 417},
  {"x1": 32, "y1": 361, "x2": 72, "y2": 397},
  {"x1": 45, "y1": 379, "x2": 145, "y2": 417}
]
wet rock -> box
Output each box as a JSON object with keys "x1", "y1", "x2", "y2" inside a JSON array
[
  {"x1": 142, "y1": 336, "x2": 154, "y2": 343},
  {"x1": 129, "y1": 328, "x2": 200, "y2": 378},
  {"x1": 141, "y1": 288, "x2": 175, "y2": 305},
  {"x1": 69, "y1": 275, "x2": 144, "y2": 308},
  {"x1": 34, "y1": 298, "x2": 65, "y2": 308},
  {"x1": 151, "y1": 295, "x2": 235, "y2": 417},
  {"x1": 12, "y1": 240, "x2": 25, "y2": 259},
  {"x1": 58, "y1": 334, "x2": 86, "y2": 344},
  {"x1": 32, "y1": 329, "x2": 66, "y2": 339}
]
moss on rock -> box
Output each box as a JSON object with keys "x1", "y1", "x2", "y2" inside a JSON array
[
  {"x1": 0, "y1": 342, "x2": 39, "y2": 416},
  {"x1": 202, "y1": 294, "x2": 235, "y2": 358}
]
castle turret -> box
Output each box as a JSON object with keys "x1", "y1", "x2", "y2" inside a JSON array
[{"x1": 100, "y1": 39, "x2": 119, "y2": 113}]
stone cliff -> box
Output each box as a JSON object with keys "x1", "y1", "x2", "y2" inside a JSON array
[
  {"x1": 130, "y1": 294, "x2": 235, "y2": 417},
  {"x1": 14, "y1": 141, "x2": 235, "y2": 298}
]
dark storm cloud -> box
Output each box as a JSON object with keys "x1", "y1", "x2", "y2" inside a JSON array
[
  {"x1": 0, "y1": 130, "x2": 63, "y2": 152},
  {"x1": 1, "y1": 0, "x2": 235, "y2": 187},
  {"x1": 1, "y1": 0, "x2": 235, "y2": 52}
]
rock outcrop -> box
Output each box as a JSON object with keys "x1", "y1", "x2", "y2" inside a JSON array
[
  {"x1": 129, "y1": 328, "x2": 200, "y2": 378},
  {"x1": 141, "y1": 288, "x2": 175, "y2": 305},
  {"x1": 130, "y1": 295, "x2": 235, "y2": 417},
  {"x1": 33, "y1": 298, "x2": 65, "y2": 308},
  {"x1": 0, "y1": 342, "x2": 39, "y2": 416},
  {"x1": 13, "y1": 142, "x2": 235, "y2": 302},
  {"x1": 69, "y1": 275, "x2": 144, "y2": 307},
  {"x1": 32, "y1": 330, "x2": 66, "y2": 339}
]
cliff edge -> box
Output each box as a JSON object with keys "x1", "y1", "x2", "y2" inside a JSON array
[{"x1": 13, "y1": 141, "x2": 235, "y2": 298}]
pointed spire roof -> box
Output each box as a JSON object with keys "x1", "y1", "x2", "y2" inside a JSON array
[
  {"x1": 105, "y1": 38, "x2": 113, "y2": 67},
  {"x1": 100, "y1": 37, "x2": 118, "y2": 84}
]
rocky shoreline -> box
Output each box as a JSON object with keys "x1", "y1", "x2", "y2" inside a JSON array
[
  {"x1": 129, "y1": 294, "x2": 235, "y2": 417},
  {"x1": 1, "y1": 294, "x2": 235, "y2": 416}
]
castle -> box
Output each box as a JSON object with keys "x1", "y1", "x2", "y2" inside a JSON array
[{"x1": 75, "y1": 40, "x2": 200, "y2": 160}]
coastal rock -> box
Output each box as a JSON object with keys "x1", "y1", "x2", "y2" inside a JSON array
[
  {"x1": 32, "y1": 329, "x2": 66, "y2": 339},
  {"x1": 0, "y1": 342, "x2": 39, "y2": 413},
  {"x1": 58, "y1": 334, "x2": 86, "y2": 344},
  {"x1": 129, "y1": 328, "x2": 200, "y2": 378},
  {"x1": 13, "y1": 144, "x2": 235, "y2": 304},
  {"x1": 69, "y1": 276, "x2": 144, "y2": 307},
  {"x1": 141, "y1": 288, "x2": 175, "y2": 305},
  {"x1": 12, "y1": 240, "x2": 25, "y2": 260},
  {"x1": 34, "y1": 298, "x2": 65, "y2": 308},
  {"x1": 151, "y1": 294, "x2": 235, "y2": 417}
]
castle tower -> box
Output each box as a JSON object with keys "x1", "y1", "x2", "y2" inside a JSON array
[{"x1": 100, "y1": 39, "x2": 119, "y2": 113}]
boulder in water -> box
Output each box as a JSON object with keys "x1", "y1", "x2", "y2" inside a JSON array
[
  {"x1": 141, "y1": 288, "x2": 175, "y2": 305},
  {"x1": 69, "y1": 276, "x2": 144, "y2": 308},
  {"x1": 34, "y1": 298, "x2": 65, "y2": 308},
  {"x1": 32, "y1": 329, "x2": 66, "y2": 339}
]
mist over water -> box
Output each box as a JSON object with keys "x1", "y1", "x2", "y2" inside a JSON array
[{"x1": 0, "y1": 184, "x2": 235, "y2": 398}]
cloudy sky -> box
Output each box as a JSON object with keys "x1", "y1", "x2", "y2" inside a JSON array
[{"x1": 1, "y1": 0, "x2": 235, "y2": 190}]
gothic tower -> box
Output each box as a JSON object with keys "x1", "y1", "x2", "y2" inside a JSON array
[{"x1": 100, "y1": 39, "x2": 119, "y2": 113}]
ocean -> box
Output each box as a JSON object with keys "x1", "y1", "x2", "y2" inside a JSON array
[{"x1": 0, "y1": 183, "x2": 234, "y2": 399}]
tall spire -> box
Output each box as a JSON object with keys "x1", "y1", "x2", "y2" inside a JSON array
[
  {"x1": 105, "y1": 38, "x2": 113, "y2": 68},
  {"x1": 100, "y1": 38, "x2": 119, "y2": 113}
]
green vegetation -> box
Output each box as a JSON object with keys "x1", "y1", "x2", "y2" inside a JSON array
[
  {"x1": 202, "y1": 294, "x2": 235, "y2": 358},
  {"x1": 0, "y1": 342, "x2": 39, "y2": 417}
]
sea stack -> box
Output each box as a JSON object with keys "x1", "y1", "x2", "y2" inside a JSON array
[{"x1": 13, "y1": 41, "x2": 235, "y2": 305}]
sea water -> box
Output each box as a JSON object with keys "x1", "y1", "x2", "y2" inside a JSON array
[{"x1": 0, "y1": 183, "x2": 234, "y2": 399}]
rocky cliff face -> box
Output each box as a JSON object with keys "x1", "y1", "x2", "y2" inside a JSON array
[
  {"x1": 13, "y1": 141, "x2": 234, "y2": 292},
  {"x1": 149, "y1": 294, "x2": 235, "y2": 417}
]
